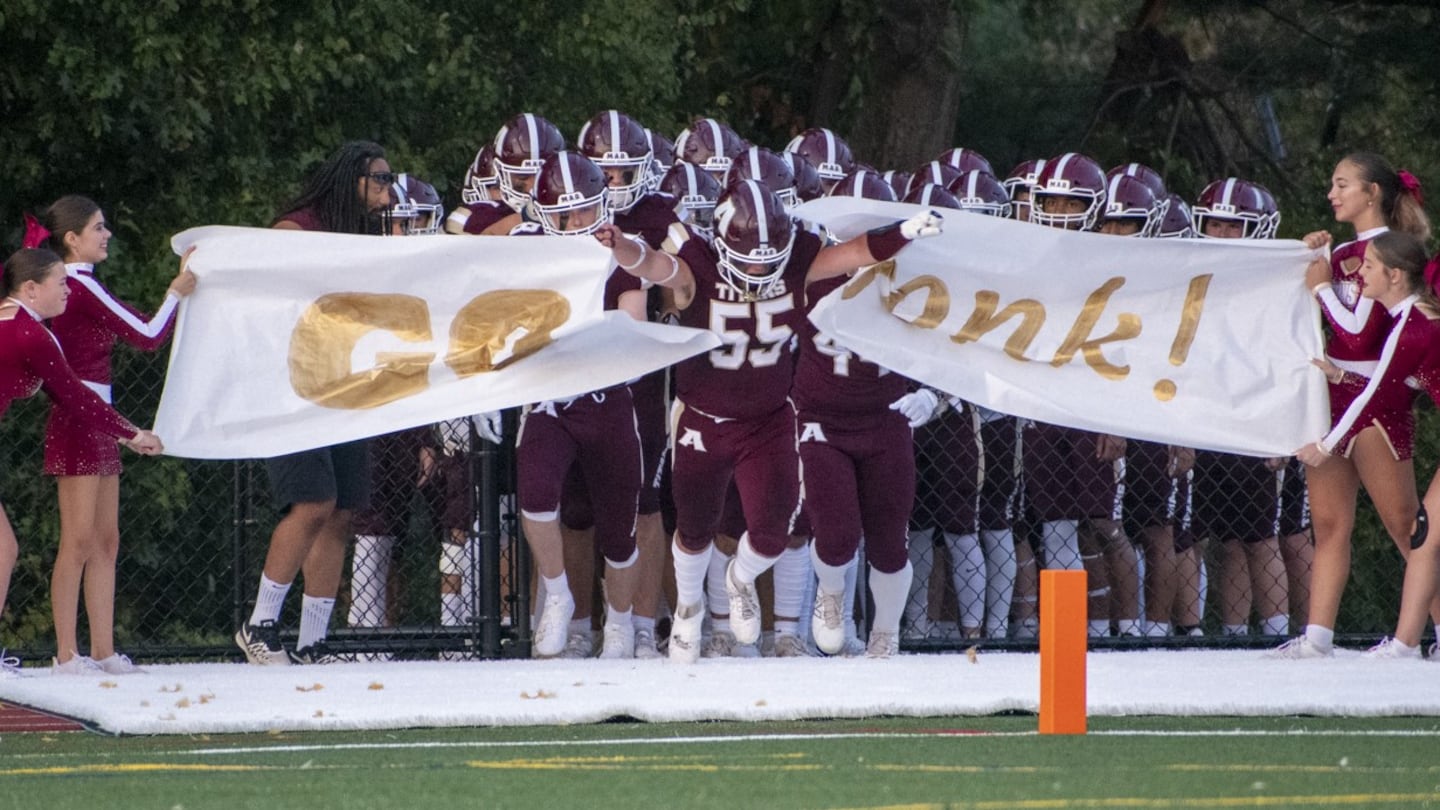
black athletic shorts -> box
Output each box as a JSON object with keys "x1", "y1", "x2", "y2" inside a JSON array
[{"x1": 266, "y1": 439, "x2": 371, "y2": 513}]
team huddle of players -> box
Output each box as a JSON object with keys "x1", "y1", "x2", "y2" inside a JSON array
[{"x1": 369, "y1": 109, "x2": 1304, "y2": 664}]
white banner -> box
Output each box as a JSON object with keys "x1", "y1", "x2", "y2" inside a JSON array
[
  {"x1": 155, "y1": 226, "x2": 719, "y2": 459},
  {"x1": 795, "y1": 197, "x2": 1329, "y2": 457}
]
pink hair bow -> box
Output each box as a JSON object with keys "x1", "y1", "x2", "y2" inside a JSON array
[
  {"x1": 1397, "y1": 170, "x2": 1423, "y2": 207},
  {"x1": 22, "y1": 213, "x2": 51, "y2": 249}
]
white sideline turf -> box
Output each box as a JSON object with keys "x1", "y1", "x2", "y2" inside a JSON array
[{"x1": 0, "y1": 649, "x2": 1435, "y2": 736}]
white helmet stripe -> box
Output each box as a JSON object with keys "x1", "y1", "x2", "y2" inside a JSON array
[
  {"x1": 749, "y1": 182, "x2": 770, "y2": 246},
  {"x1": 966, "y1": 171, "x2": 980, "y2": 198},
  {"x1": 748, "y1": 148, "x2": 761, "y2": 177},
  {"x1": 1052, "y1": 152, "x2": 1075, "y2": 183},
  {"x1": 1221, "y1": 177, "x2": 1237, "y2": 207},
  {"x1": 823, "y1": 129, "x2": 837, "y2": 164},
  {"x1": 705, "y1": 119, "x2": 723, "y2": 154},
  {"x1": 523, "y1": 113, "x2": 540, "y2": 160},
  {"x1": 558, "y1": 151, "x2": 575, "y2": 192},
  {"x1": 608, "y1": 111, "x2": 621, "y2": 155}
]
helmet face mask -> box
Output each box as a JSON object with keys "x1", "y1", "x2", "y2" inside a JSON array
[
  {"x1": 713, "y1": 180, "x2": 795, "y2": 301},
  {"x1": 661, "y1": 162, "x2": 721, "y2": 238},
  {"x1": 390, "y1": 174, "x2": 444, "y2": 235},
  {"x1": 952, "y1": 170, "x2": 1011, "y2": 218},
  {"x1": 461, "y1": 144, "x2": 498, "y2": 205},
  {"x1": 1030, "y1": 153, "x2": 1106, "y2": 231},
  {"x1": 1099, "y1": 174, "x2": 1159, "y2": 237},
  {"x1": 532, "y1": 151, "x2": 611, "y2": 236},
  {"x1": 1192, "y1": 178, "x2": 1277, "y2": 240},
  {"x1": 579, "y1": 111, "x2": 653, "y2": 214},
  {"x1": 494, "y1": 113, "x2": 566, "y2": 211}
]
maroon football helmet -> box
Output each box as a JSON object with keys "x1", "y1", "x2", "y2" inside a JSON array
[
  {"x1": 1031, "y1": 152, "x2": 1107, "y2": 230},
  {"x1": 1155, "y1": 193, "x2": 1195, "y2": 238},
  {"x1": 951, "y1": 170, "x2": 1010, "y2": 217},
  {"x1": 1192, "y1": 178, "x2": 1274, "y2": 239},
  {"x1": 902, "y1": 183, "x2": 963, "y2": 210},
  {"x1": 661, "y1": 161, "x2": 722, "y2": 236},
  {"x1": 713, "y1": 179, "x2": 796, "y2": 300},
  {"x1": 829, "y1": 169, "x2": 897, "y2": 202},
  {"x1": 725, "y1": 146, "x2": 799, "y2": 208},
  {"x1": 461, "y1": 143, "x2": 498, "y2": 205},
  {"x1": 645, "y1": 128, "x2": 676, "y2": 191},
  {"x1": 1100, "y1": 174, "x2": 1160, "y2": 237},
  {"x1": 906, "y1": 161, "x2": 965, "y2": 199},
  {"x1": 391, "y1": 174, "x2": 444, "y2": 235},
  {"x1": 531, "y1": 151, "x2": 610, "y2": 236},
  {"x1": 493, "y1": 113, "x2": 566, "y2": 210},
  {"x1": 786, "y1": 152, "x2": 824, "y2": 202},
  {"x1": 882, "y1": 170, "x2": 913, "y2": 202},
  {"x1": 784, "y1": 127, "x2": 855, "y2": 191},
  {"x1": 1251, "y1": 181, "x2": 1281, "y2": 238},
  {"x1": 577, "y1": 110, "x2": 653, "y2": 214},
  {"x1": 1107, "y1": 162, "x2": 1168, "y2": 219},
  {"x1": 937, "y1": 147, "x2": 995, "y2": 177},
  {"x1": 675, "y1": 118, "x2": 745, "y2": 180},
  {"x1": 1002, "y1": 158, "x2": 1046, "y2": 221}
]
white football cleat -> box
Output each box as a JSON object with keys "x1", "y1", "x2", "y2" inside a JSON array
[
  {"x1": 811, "y1": 588, "x2": 846, "y2": 655},
  {"x1": 866, "y1": 631, "x2": 900, "y2": 658},
  {"x1": 633, "y1": 628, "x2": 661, "y2": 659},
  {"x1": 725, "y1": 561, "x2": 761, "y2": 644},
  {"x1": 668, "y1": 602, "x2": 705, "y2": 664},
  {"x1": 599, "y1": 622, "x2": 635, "y2": 660},
  {"x1": 772, "y1": 632, "x2": 811, "y2": 658},
  {"x1": 1362, "y1": 637, "x2": 1421, "y2": 660},
  {"x1": 533, "y1": 592, "x2": 576, "y2": 658}
]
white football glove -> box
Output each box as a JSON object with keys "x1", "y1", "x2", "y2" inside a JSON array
[
  {"x1": 889, "y1": 388, "x2": 941, "y2": 428},
  {"x1": 900, "y1": 210, "x2": 944, "y2": 240},
  {"x1": 474, "y1": 410, "x2": 504, "y2": 444}
]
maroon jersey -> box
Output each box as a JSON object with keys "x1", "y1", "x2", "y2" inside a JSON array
[
  {"x1": 1322, "y1": 295, "x2": 1437, "y2": 456},
  {"x1": 275, "y1": 207, "x2": 326, "y2": 231},
  {"x1": 672, "y1": 226, "x2": 821, "y2": 420},
  {"x1": 792, "y1": 272, "x2": 908, "y2": 423},
  {"x1": 614, "y1": 192, "x2": 679, "y2": 249},
  {"x1": 0, "y1": 304, "x2": 137, "y2": 439},
  {"x1": 48, "y1": 264, "x2": 179, "y2": 387},
  {"x1": 450, "y1": 200, "x2": 519, "y2": 235},
  {"x1": 1319, "y1": 227, "x2": 1393, "y2": 364}
]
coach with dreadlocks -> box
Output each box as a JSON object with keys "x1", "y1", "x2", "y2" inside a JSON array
[{"x1": 234, "y1": 141, "x2": 396, "y2": 666}]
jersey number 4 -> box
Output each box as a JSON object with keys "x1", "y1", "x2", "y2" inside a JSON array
[{"x1": 709, "y1": 297, "x2": 794, "y2": 370}]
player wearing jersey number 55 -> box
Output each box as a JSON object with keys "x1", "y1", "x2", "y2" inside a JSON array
[{"x1": 599, "y1": 179, "x2": 942, "y2": 663}]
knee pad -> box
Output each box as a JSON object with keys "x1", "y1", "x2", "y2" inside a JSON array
[{"x1": 1412, "y1": 505, "x2": 1428, "y2": 550}]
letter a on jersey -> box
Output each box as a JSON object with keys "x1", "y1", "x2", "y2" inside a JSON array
[
  {"x1": 798, "y1": 422, "x2": 828, "y2": 443},
  {"x1": 678, "y1": 428, "x2": 708, "y2": 453}
]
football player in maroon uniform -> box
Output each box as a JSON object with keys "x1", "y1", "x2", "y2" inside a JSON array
[
  {"x1": 39, "y1": 196, "x2": 195, "y2": 675},
  {"x1": 445, "y1": 113, "x2": 565, "y2": 236},
  {"x1": 518, "y1": 152, "x2": 649, "y2": 660},
  {"x1": 596, "y1": 179, "x2": 942, "y2": 663},
  {"x1": 1020, "y1": 153, "x2": 1124, "y2": 640},
  {"x1": 1186, "y1": 179, "x2": 1290, "y2": 641}
]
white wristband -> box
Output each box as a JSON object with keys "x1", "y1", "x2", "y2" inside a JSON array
[{"x1": 617, "y1": 238, "x2": 649, "y2": 271}]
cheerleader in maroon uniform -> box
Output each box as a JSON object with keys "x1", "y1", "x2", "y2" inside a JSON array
[
  {"x1": 37, "y1": 197, "x2": 194, "y2": 675},
  {"x1": 598, "y1": 179, "x2": 942, "y2": 663},
  {"x1": 1297, "y1": 232, "x2": 1440, "y2": 657},
  {"x1": 1273, "y1": 155, "x2": 1433, "y2": 658},
  {"x1": 0, "y1": 248, "x2": 163, "y2": 669}
]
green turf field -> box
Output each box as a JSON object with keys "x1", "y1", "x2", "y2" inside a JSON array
[{"x1": 3, "y1": 716, "x2": 1438, "y2": 809}]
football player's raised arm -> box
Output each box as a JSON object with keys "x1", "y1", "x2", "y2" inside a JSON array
[{"x1": 806, "y1": 209, "x2": 944, "y2": 285}]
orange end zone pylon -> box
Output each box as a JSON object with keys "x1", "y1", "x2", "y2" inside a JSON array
[{"x1": 1039, "y1": 569, "x2": 1087, "y2": 735}]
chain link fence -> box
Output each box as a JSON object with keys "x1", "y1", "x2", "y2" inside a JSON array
[{"x1": 0, "y1": 348, "x2": 1427, "y2": 662}]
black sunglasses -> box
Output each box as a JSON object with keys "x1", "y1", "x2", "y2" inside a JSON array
[{"x1": 363, "y1": 171, "x2": 396, "y2": 185}]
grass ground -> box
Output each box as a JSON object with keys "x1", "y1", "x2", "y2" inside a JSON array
[{"x1": 2, "y1": 715, "x2": 1438, "y2": 809}]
